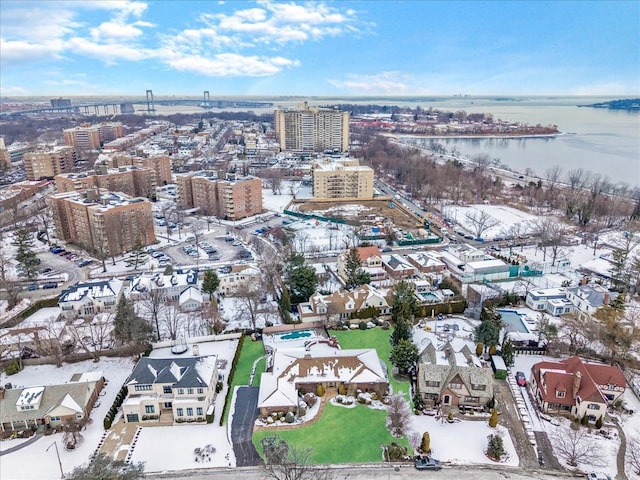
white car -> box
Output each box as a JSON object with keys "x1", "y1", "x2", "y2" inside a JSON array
[{"x1": 587, "y1": 473, "x2": 612, "y2": 480}]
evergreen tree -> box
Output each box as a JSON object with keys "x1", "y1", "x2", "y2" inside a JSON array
[
  {"x1": 487, "y1": 434, "x2": 504, "y2": 460},
  {"x1": 390, "y1": 317, "x2": 412, "y2": 346},
  {"x1": 391, "y1": 280, "x2": 418, "y2": 323},
  {"x1": 125, "y1": 241, "x2": 148, "y2": 270},
  {"x1": 343, "y1": 248, "x2": 371, "y2": 290},
  {"x1": 390, "y1": 338, "x2": 418, "y2": 373},
  {"x1": 13, "y1": 228, "x2": 39, "y2": 280},
  {"x1": 475, "y1": 320, "x2": 500, "y2": 351},
  {"x1": 279, "y1": 287, "x2": 292, "y2": 323},
  {"x1": 285, "y1": 253, "x2": 318, "y2": 304},
  {"x1": 501, "y1": 337, "x2": 514, "y2": 367},
  {"x1": 489, "y1": 409, "x2": 499, "y2": 428},
  {"x1": 114, "y1": 294, "x2": 153, "y2": 345},
  {"x1": 202, "y1": 269, "x2": 220, "y2": 296}
]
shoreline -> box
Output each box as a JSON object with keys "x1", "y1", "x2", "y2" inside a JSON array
[{"x1": 389, "y1": 133, "x2": 564, "y2": 140}]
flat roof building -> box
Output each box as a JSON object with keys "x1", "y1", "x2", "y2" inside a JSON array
[
  {"x1": 23, "y1": 146, "x2": 77, "y2": 180},
  {"x1": 312, "y1": 157, "x2": 374, "y2": 200}
]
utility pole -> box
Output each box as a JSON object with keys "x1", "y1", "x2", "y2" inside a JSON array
[{"x1": 46, "y1": 441, "x2": 64, "y2": 479}]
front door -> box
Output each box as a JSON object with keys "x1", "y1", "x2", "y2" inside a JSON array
[{"x1": 443, "y1": 395, "x2": 450, "y2": 405}]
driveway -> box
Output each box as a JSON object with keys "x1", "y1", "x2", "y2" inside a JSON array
[{"x1": 231, "y1": 386, "x2": 262, "y2": 467}]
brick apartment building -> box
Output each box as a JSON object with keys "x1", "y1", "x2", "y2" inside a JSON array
[
  {"x1": 49, "y1": 189, "x2": 155, "y2": 256},
  {"x1": 23, "y1": 147, "x2": 77, "y2": 180},
  {"x1": 63, "y1": 122, "x2": 124, "y2": 149}
]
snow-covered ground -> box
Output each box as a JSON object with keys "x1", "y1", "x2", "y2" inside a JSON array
[
  {"x1": 287, "y1": 220, "x2": 356, "y2": 254},
  {"x1": 442, "y1": 204, "x2": 540, "y2": 240},
  {"x1": 0, "y1": 357, "x2": 136, "y2": 480},
  {"x1": 410, "y1": 415, "x2": 519, "y2": 466}
]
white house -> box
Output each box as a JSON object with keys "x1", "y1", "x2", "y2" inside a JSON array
[
  {"x1": 525, "y1": 288, "x2": 574, "y2": 316},
  {"x1": 122, "y1": 356, "x2": 218, "y2": 424},
  {"x1": 179, "y1": 286, "x2": 203, "y2": 312},
  {"x1": 218, "y1": 264, "x2": 260, "y2": 295},
  {"x1": 565, "y1": 285, "x2": 616, "y2": 315},
  {"x1": 298, "y1": 284, "x2": 390, "y2": 324},
  {"x1": 129, "y1": 270, "x2": 199, "y2": 303},
  {"x1": 58, "y1": 279, "x2": 123, "y2": 319}
]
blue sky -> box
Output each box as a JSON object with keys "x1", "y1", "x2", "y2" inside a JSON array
[{"x1": 1, "y1": 0, "x2": 638, "y2": 96}]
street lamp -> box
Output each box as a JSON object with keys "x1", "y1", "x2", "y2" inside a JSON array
[{"x1": 46, "y1": 441, "x2": 64, "y2": 479}]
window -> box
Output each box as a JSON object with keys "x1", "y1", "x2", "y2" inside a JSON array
[
  {"x1": 50, "y1": 416, "x2": 60, "y2": 422},
  {"x1": 425, "y1": 380, "x2": 440, "y2": 388},
  {"x1": 177, "y1": 408, "x2": 184, "y2": 417},
  {"x1": 587, "y1": 403, "x2": 601, "y2": 410},
  {"x1": 449, "y1": 383, "x2": 462, "y2": 390},
  {"x1": 178, "y1": 388, "x2": 184, "y2": 395},
  {"x1": 135, "y1": 385, "x2": 152, "y2": 392},
  {"x1": 187, "y1": 408, "x2": 193, "y2": 416},
  {"x1": 471, "y1": 384, "x2": 486, "y2": 391},
  {"x1": 145, "y1": 405, "x2": 155, "y2": 414},
  {"x1": 197, "y1": 407, "x2": 203, "y2": 416},
  {"x1": 187, "y1": 388, "x2": 194, "y2": 394},
  {"x1": 464, "y1": 396, "x2": 479, "y2": 403},
  {"x1": 556, "y1": 391, "x2": 565, "y2": 398},
  {"x1": 163, "y1": 386, "x2": 172, "y2": 394},
  {"x1": 197, "y1": 388, "x2": 204, "y2": 394}
]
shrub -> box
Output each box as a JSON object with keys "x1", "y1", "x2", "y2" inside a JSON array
[
  {"x1": 489, "y1": 409, "x2": 498, "y2": 428},
  {"x1": 303, "y1": 392, "x2": 317, "y2": 407},
  {"x1": 358, "y1": 321, "x2": 367, "y2": 330},
  {"x1": 421, "y1": 432, "x2": 431, "y2": 454},
  {"x1": 447, "y1": 411, "x2": 454, "y2": 422},
  {"x1": 338, "y1": 384, "x2": 346, "y2": 395},
  {"x1": 103, "y1": 417, "x2": 112, "y2": 430},
  {"x1": 487, "y1": 434, "x2": 504, "y2": 461},
  {"x1": 316, "y1": 384, "x2": 325, "y2": 397},
  {"x1": 285, "y1": 412, "x2": 295, "y2": 423},
  {"x1": 412, "y1": 391, "x2": 425, "y2": 412},
  {"x1": 486, "y1": 397, "x2": 496, "y2": 409},
  {"x1": 595, "y1": 415, "x2": 603, "y2": 429},
  {"x1": 384, "y1": 442, "x2": 408, "y2": 461},
  {"x1": 488, "y1": 344, "x2": 497, "y2": 356},
  {"x1": 581, "y1": 413, "x2": 589, "y2": 426},
  {"x1": 476, "y1": 343, "x2": 484, "y2": 357},
  {"x1": 381, "y1": 321, "x2": 391, "y2": 330},
  {"x1": 5, "y1": 359, "x2": 22, "y2": 376}
]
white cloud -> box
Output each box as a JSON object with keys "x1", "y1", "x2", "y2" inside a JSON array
[
  {"x1": 166, "y1": 53, "x2": 299, "y2": 77},
  {"x1": 66, "y1": 37, "x2": 152, "y2": 63},
  {"x1": 0, "y1": 38, "x2": 65, "y2": 65},
  {"x1": 0, "y1": 85, "x2": 30, "y2": 96},
  {"x1": 328, "y1": 72, "x2": 413, "y2": 94},
  {"x1": 90, "y1": 20, "x2": 153, "y2": 41}
]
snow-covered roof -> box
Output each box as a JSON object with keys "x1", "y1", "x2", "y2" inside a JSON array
[
  {"x1": 59, "y1": 279, "x2": 123, "y2": 303},
  {"x1": 126, "y1": 356, "x2": 217, "y2": 388},
  {"x1": 179, "y1": 286, "x2": 203, "y2": 305}
]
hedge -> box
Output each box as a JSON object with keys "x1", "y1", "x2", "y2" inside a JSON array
[
  {"x1": 416, "y1": 298, "x2": 466, "y2": 318},
  {"x1": 103, "y1": 385, "x2": 128, "y2": 430},
  {"x1": 219, "y1": 334, "x2": 245, "y2": 426}
]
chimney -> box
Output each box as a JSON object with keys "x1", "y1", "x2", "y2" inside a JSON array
[
  {"x1": 603, "y1": 292, "x2": 610, "y2": 305},
  {"x1": 192, "y1": 344, "x2": 200, "y2": 356},
  {"x1": 572, "y1": 371, "x2": 582, "y2": 399}
]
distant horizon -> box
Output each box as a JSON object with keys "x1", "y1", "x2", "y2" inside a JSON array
[{"x1": 1, "y1": 1, "x2": 638, "y2": 97}]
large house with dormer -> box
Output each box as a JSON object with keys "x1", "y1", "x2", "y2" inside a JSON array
[
  {"x1": 297, "y1": 284, "x2": 390, "y2": 324},
  {"x1": 122, "y1": 356, "x2": 218, "y2": 424},
  {"x1": 338, "y1": 246, "x2": 387, "y2": 283},
  {"x1": 530, "y1": 356, "x2": 626, "y2": 421},
  {"x1": 58, "y1": 279, "x2": 123, "y2": 319},
  {"x1": 257, "y1": 343, "x2": 388, "y2": 417},
  {"x1": 416, "y1": 340, "x2": 494, "y2": 410},
  {"x1": 128, "y1": 269, "x2": 199, "y2": 308},
  {"x1": 0, "y1": 372, "x2": 104, "y2": 432}
]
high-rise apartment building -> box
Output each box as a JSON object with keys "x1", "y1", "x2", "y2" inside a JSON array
[
  {"x1": 49, "y1": 189, "x2": 155, "y2": 257},
  {"x1": 23, "y1": 147, "x2": 77, "y2": 180},
  {"x1": 63, "y1": 123, "x2": 124, "y2": 149},
  {"x1": 176, "y1": 172, "x2": 263, "y2": 220},
  {"x1": 312, "y1": 157, "x2": 374, "y2": 200},
  {"x1": 274, "y1": 102, "x2": 349, "y2": 153},
  {"x1": 111, "y1": 154, "x2": 173, "y2": 187}
]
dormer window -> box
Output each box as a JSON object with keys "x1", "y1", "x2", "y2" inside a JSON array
[{"x1": 556, "y1": 391, "x2": 565, "y2": 398}]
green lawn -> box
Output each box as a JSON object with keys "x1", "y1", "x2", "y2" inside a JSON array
[
  {"x1": 253, "y1": 402, "x2": 409, "y2": 464},
  {"x1": 333, "y1": 328, "x2": 411, "y2": 400},
  {"x1": 252, "y1": 357, "x2": 266, "y2": 386},
  {"x1": 222, "y1": 338, "x2": 265, "y2": 424}
]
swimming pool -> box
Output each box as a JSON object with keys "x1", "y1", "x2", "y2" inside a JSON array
[
  {"x1": 497, "y1": 309, "x2": 530, "y2": 334},
  {"x1": 277, "y1": 329, "x2": 314, "y2": 341},
  {"x1": 419, "y1": 292, "x2": 441, "y2": 303}
]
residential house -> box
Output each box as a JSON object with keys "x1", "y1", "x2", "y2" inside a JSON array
[
  {"x1": 58, "y1": 279, "x2": 123, "y2": 319},
  {"x1": 179, "y1": 286, "x2": 204, "y2": 312},
  {"x1": 338, "y1": 246, "x2": 387, "y2": 283},
  {"x1": 382, "y1": 254, "x2": 416, "y2": 280},
  {"x1": 218, "y1": 264, "x2": 260, "y2": 295},
  {"x1": 298, "y1": 284, "x2": 390, "y2": 324},
  {"x1": 129, "y1": 270, "x2": 199, "y2": 305},
  {"x1": 122, "y1": 356, "x2": 218, "y2": 424},
  {"x1": 565, "y1": 285, "x2": 616, "y2": 316},
  {"x1": 530, "y1": 356, "x2": 626, "y2": 422},
  {"x1": 257, "y1": 344, "x2": 388, "y2": 417},
  {"x1": 406, "y1": 252, "x2": 446, "y2": 274},
  {"x1": 416, "y1": 340, "x2": 494, "y2": 410},
  {"x1": 0, "y1": 372, "x2": 104, "y2": 432},
  {"x1": 525, "y1": 288, "x2": 574, "y2": 316}
]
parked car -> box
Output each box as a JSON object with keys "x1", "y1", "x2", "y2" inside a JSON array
[
  {"x1": 26, "y1": 284, "x2": 39, "y2": 291},
  {"x1": 39, "y1": 267, "x2": 52, "y2": 274},
  {"x1": 381, "y1": 247, "x2": 393, "y2": 253},
  {"x1": 414, "y1": 456, "x2": 442, "y2": 471},
  {"x1": 515, "y1": 371, "x2": 527, "y2": 387},
  {"x1": 586, "y1": 473, "x2": 612, "y2": 480},
  {"x1": 50, "y1": 246, "x2": 63, "y2": 254},
  {"x1": 42, "y1": 282, "x2": 58, "y2": 289}
]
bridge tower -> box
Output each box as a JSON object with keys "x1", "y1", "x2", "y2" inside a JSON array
[
  {"x1": 145, "y1": 89, "x2": 155, "y2": 114},
  {"x1": 203, "y1": 91, "x2": 211, "y2": 109}
]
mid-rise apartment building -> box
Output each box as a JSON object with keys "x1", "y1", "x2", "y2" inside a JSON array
[
  {"x1": 49, "y1": 189, "x2": 155, "y2": 256},
  {"x1": 312, "y1": 157, "x2": 374, "y2": 200},
  {"x1": 176, "y1": 172, "x2": 262, "y2": 220},
  {"x1": 274, "y1": 102, "x2": 349, "y2": 153},
  {"x1": 55, "y1": 164, "x2": 154, "y2": 199},
  {"x1": 63, "y1": 123, "x2": 124, "y2": 149},
  {"x1": 111, "y1": 154, "x2": 173, "y2": 187},
  {"x1": 23, "y1": 147, "x2": 77, "y2": 180}
]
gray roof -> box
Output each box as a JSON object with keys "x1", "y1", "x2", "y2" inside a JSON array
[
  {"x1": 568, "y1": 285, "x2": 617, "y2": 308},
  {"x1": 126, "y1": 357, "x2": 214, "y2": 388}
]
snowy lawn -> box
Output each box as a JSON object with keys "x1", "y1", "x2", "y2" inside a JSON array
[
  {"x1": 333, "y1": 328, "x2": 411, "y2": 400},
  {"x1": 442, "y1": 204, "x2": 540, "y2": 240},
  {"x1": 129, "y1": 423, "x2": 235, "y2": 472},
  {"x1": 253, "y1": 402, "x2": 409, "y2": 464},
  {"x1": 0, "y1": 357, "x2": 136, "y2": 480},
  {"x1": 409, "y1": 415, "x2": 519, "y2": 466}
]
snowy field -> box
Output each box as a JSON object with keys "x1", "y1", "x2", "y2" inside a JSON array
[
  {"x1": 0, "y1": 357, "x2": 137, "y2": 480},
  {"x1": 287, "y1": 220, "x2": 356, "y2": 254},
  {"x1": 442, "y1": 204, "x2": 542, "y2": 240},
  {"x1": 409, "y1": 415, "x2": 519, "y2": 466}
]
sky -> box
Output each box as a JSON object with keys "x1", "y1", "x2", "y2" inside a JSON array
[{"x1": 1, "y1": 0, "x2": 639, "y2": 97}]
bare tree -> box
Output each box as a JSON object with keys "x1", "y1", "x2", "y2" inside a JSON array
[
  {"x1": 68, "y1": 316, "x2": 112, "y2": 362},
  {"x1": 35, "y1": 205, "x2": 53, "y2": 245},
  {"x1": 161, "y1": 302, "x2": 183, "y2": 340},
  {"x1": 386, "y1": 393, "x2": 412, "y2": 438},
  {"x1": 559, "y1": 313, "x2": 589, "y2": 355},
  {"x1": 235, "y1": 280, "x2": 262, "y2": 330},
  {"x1": 140, "y1": 290, "x2": 166, "y2": 341},
  {"x1": 551, "y1": 427, "x2": 605, "y2": 468},
  {"x1": 465, "y1": 210, "x2": 499, "y2": 239},
  {"x1": 535, "y1": 218, "x2": 571, "y2": 266},
  {"x1": 262, "y1": 435, "x2": 328, "y2": 480},
  {"x1": 628, "y1": 428, "x2": 640, "y2": 476}
]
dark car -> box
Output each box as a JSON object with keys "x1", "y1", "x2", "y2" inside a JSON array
[
  {"x1": 382, "y1": 247, "x2": 393, "y2": 253},
  {"x1": 515, "y1": 371, "x2": 527, "y2": 387},
  {"x1": 415, "y1": 456, "x2": 442, "y2": 471},
  {"x1": 42, "y1": 282, "x2": 58, "y2": 289},
  {"x1": 26, "y1": 284, "x2": 39, "y2": 291}
]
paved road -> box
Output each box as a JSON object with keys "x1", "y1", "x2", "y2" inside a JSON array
[
  {"x1": 231, "y1": 386, "x2": 262, "y2": 467},
  {"x1": 147, "y1": 463, "x2": 584, "y2": 480}
]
